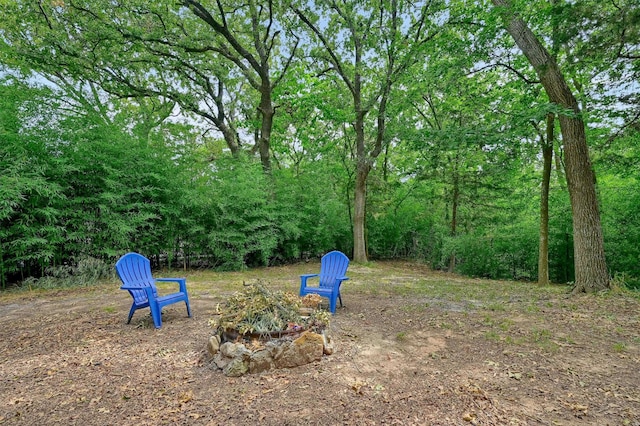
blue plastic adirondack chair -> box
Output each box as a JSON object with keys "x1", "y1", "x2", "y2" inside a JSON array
[
  {"x1": 116, "y1": 252, "x2": 192, "y2": 329},
  {"x1": 299, "y1": 250, "x2": 350, "y2": 314}
]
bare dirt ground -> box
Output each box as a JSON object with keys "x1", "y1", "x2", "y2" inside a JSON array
[{"x1": 1, "y1": 262, "x2": 639, "y2": 425}]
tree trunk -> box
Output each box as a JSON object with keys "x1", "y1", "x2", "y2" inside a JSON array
[
  {"x1": 560, "y1": 115, "x2": 608, "y2": 292},
  {"x1": 353, "y1": 105, "x2": 370, "y2": 263},
  {"x1": 219, "y1": 124, "x2": 241, "y2": 157},
  {"x1": 492, "y1": 0, "x2": 609, "y2": 292},
  {"x1": 258, "y1": 84, "x2": 274, "y2": 172},
  {"x1": 538, "y1": 113, "x2": 554, "y2": 285},
  {"x1": 353, "y1": 164, "x2": 369, "y2": 263},
  {"x1": 448, "y1": 155, "x2": 460, "y2": 273},
  {"x1": 492, "y1": 0, "x2": 610, "y2": 293}
]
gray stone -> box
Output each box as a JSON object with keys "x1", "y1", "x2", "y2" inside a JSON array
[
  {"x1": 223, "y1": 357, "x2": 249, "y2": 377},
  {"x1": 274, "y1": 331, "x2": 324, "y2": 369},
  {"x1": 220, "y1": 342, "x2": 251, "y2": 359},
  {"x1": 321, "y1": 330, "x2": 334, "y2": 355},
  {"x1": 209, "y1": 331, "x2": 328, "y2": 376},
  {"x1": 212, "y1": 341, "x2": 251, "y2": 375},
  {"x1": 266, "y1": 340, "x2": 285, "y2": 359},
  {"x1": 249, "y1": 349, "x2": 275, "y2": 374},
  {"x1": 207, "y1": 335, "x2": 221, "y2": 356},
  {"x1": 213, "y1": 354, "x2": 230, "y2": 370}
]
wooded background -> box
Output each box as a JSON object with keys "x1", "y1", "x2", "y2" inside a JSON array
[{"x1": 0, "y1": 0, "x2": 638, "y2": 290}]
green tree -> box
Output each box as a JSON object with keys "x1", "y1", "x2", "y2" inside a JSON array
[
  {"x1": 0, "y1": 78, "x2": 65, "y2": 286},
  {"x1": 292, "y1": 0, "x2": 444, "y2": 262},
  {"x1": 0, "y1": 0, "x2": 300, "y2": 171},
  {"x1": 487, "y1": 0, "x2": 609, "y2": 292}
]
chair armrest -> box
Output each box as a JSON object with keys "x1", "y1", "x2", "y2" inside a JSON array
[
  {"x1": 120, "y1": 284, "x2": 142, "y2": 291},
  {"x1": 155, "y1": 278, "x2": 188, "y2": 293},
  {"x1": 300, "y1": 274, "x2": 319, "y2": 290},
  {"x1": 333, "y1": 276, "x2": 349, "y2": 290}
]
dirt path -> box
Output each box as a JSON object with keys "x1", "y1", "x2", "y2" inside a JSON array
[{"x1": 1, "y1": 265, "x2": 639, "y2": 425}]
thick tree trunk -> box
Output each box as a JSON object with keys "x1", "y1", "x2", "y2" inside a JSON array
[
  {"x1": 258, "y1": 85, "x2": 274, "y2": 172},
  {"x1": 560, "y1": 115, "x2": 608, "y2": 292},
  {"x1": 538, "y1": 114, "x2": 554, "y2": 285},
  {"x1": 492, "y1": 0, "x2": 609, "y2": 292},
  {"x1": 220, "y1": 124, "x2": 241, "y2": 157},
  {"x1": 353, "y1": 164, "x2": 369, "y2": 263},
  {"x1": 353, "y1": 105, "x2": 369, "y2": 263}
]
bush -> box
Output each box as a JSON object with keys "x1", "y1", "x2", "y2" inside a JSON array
[{"x1": 19, "y1": 256, "x2": 113, "y2": 289}]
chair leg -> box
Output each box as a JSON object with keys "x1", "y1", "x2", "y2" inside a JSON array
[
  {"x1": 329, "y1": 295, "x2": 337, "y2": 314},
  {"x1": 127, "y1": 305, "x2": 137, "y2": 324},
  {"x1": 149, "y1": 303, "x2": 163, "y2": 329},
  {"x1": 338, "y1": 294, "x2": 343, "y2": 308},
  {"x1": 185, "y1": 300, "x2": 192, "y2": 318}
]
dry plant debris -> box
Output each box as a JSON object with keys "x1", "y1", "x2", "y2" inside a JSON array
[{"x1": 208, "y1": 280, "x2": 331, "y2": 339}]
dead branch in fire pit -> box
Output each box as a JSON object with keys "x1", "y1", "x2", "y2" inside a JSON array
[{"x1": 209, "y1": 280, "x2": 331, "y2": 339}]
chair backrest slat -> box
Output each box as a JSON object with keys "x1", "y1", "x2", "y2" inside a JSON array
[
  {"x1": 319, "y1": 251, "x2": 349, "y2": 288},
  {"x1": 115, "y1": 253, "x2": 158, "y2": 303}
]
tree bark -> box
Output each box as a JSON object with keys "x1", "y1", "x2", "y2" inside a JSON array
[
  {"x1": 351, "y1": 19, "x2": 369, "y2": 263},
  {"x1": 448, "y1": 155, "x2": 460, "y2": 273},
  {"x1": 492, "y1": 0, "x2": 609, "y2": 292},
  {"x1": 538, "y1": 113, "x2": 554, "y2": 285},
  {"x1": 353, "y1": 161, "x2": 369, "y2": 263},
  {"x1": 258, "y1": 83, "x2": 275, "y2": 172}
]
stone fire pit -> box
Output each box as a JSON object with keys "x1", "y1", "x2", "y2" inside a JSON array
[{"x1": 206, "y1": 281, "x2": 333, "y2": 377}]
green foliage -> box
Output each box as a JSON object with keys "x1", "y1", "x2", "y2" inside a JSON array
[
  {"x1": 599, "y1": 175, "x2": 640, "y2": 288},
  {"x1": 366, "y1": 178, "x2": 444, "y2": 265},
  {"x1": 0, "y1": 79, "x2": 65, "y2": 287},
  {"x1": 1, "y1": 0, "x2": 640, "y2": 291},
  {"x1": 74, "y1": 256, "x2": 116, "y2": 283},
  {"x1": 20, "y1": 256, "x2": 114, "y2": 290},
  {"x1": 58, "y1": 117, "x2": 172, "y2": 258},
  {"x1": 206, "y1": 158, "x2": 278, "y2": 269},
  {"x1": 0, "y1": 77, "x2": 189, "y2": 286},
  {"x1": 447, "y1": 234, "x2": 503, "y2": 279},
  {"x1": 547, "y1": 191, "x2": 575, "y2": 284},
  {"x1": 439, "y1": 186, "x2": 572, "y2": 282},
  {"x1": 0, "y1": 73, "x2": 358, "y2": 286},
  {"x1": 274, "y1": 167, "x2": 353, "y2": 259}
]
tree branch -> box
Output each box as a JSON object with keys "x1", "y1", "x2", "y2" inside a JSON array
[
  {"x1": 292, "y1": 7, "x2": 355, "y2": 96},
  {"x1": 468, "y1": 62, "x2": 540, "y2": 84}
]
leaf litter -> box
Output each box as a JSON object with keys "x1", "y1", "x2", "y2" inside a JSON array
[{"x1": 0, "y1": 262, "x2": 639, "y2": 425}]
